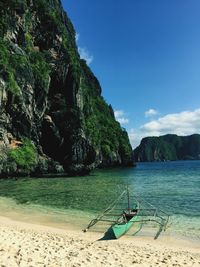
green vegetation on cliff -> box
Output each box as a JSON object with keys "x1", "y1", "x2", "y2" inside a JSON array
[
  {"x1": 0, "y1": 39, "x2": 21, "y2": 95},
  {"x1": 8, "y1": 139, "x2": 38, "y2": 172},
  {"x1": 0, "y1": 0, "x2": 133, "y2": 176},
  {"x1": 81, "y1": 60, "x2": 132, "y2": 165},
  {"x1": 133, "y1": 134, "x2": 200, "y2": 162},
  {"x1": 29, "y1": 51, "x2": 51, "y2": 92}
]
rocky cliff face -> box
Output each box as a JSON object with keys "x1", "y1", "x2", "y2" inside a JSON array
[
  {"x1": 133, "y1": 134, "x2": 200, "y2": 162},
  {"x1": 0, "y1": 0, "x2": 133, "y2": 176}
]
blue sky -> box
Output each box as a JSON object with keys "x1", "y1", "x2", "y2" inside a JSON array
[{"x1": 62, "y1": 0, "x2": 200, "y2": 148}]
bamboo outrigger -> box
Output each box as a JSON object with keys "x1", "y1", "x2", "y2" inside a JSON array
[{"x1": 83, "y1": 187, "x2": 170, "y2": 239}]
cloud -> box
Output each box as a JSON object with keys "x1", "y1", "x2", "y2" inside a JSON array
[
  {"x1": 128, "y1": 129, "x2": 144, "y2": 149},
  {"x1": 129, "y1": 108, "x2": 200, "y2": 149},
  {"x1": 75, "y1": 33, "x2": 80, "y2": 42},
  {"x1": 145, "y1": 108, "x2": 158, "y2": 117},
  {"x1": 75, "y1": 33, "x2": 93, "y2": 65},
  {"x1": 118, "y1": 118, "x2": 129, "y2": 124},
  {"x1": 78, "y1": 47, "x2": 93, "y2": 65},
  {"x1": 114, "y1": 110, "x2": 129, "y2": 125},
  {"x1": 141, "y1": 109, "x2": 200, "y2": 135}
]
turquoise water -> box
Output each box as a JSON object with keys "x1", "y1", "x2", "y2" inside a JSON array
[{"x1": 0, "y1": 160, "x2": 199, "y2": 240}]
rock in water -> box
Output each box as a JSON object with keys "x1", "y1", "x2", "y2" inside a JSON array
[{"x1": 0, "y1": 0, "x2": 133, "y2": 176}]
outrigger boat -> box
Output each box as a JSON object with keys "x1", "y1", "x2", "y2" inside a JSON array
[
  {"x1": 83, "y1": 187, "x2": 170, "y2": 239},
  {"x1": 111, "y1": 187, "x2": 139, "y2": 239}
]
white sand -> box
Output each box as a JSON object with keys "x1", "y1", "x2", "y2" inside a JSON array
[{"x1": 0, "y1": 215, "x2": 199, "y2": 267}]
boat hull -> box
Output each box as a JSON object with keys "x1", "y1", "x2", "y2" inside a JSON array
[{"x1": 111, "y1": 215, "x2": 138, "y2": 239}]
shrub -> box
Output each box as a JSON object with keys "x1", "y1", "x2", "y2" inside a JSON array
[
  {"x1": 29, "y1": 51, "x2": 51, "y2": 91},
  {"x1": 25, "y1": 32, "x2": 33, "y2": 53},
  {"x1": 0, "y1": 38, "x2": 21, "y2": 95},
  {"x1": 8, "y1": 139, "x2": 38, "y2": 172},
  {"x1": 102, "y1": 144, "x2": 111, "y2": 158}
]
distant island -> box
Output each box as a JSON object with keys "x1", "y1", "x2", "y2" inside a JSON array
[
  {"x1": 133, "y1": 134, "x2": 200, "y2": 162},
  {"x1": 0, "y1": 0, "x2": 133, "y2": 177}
]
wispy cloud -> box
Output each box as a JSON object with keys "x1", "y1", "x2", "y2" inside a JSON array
[
  {"x1": 129, "y1": 108, "x2": 200, "y2": 149},
  {"x1": 145, "y1": 108, "x2": 158, "y2": 117},
  {"x1": 75, "y1": 32, "x2": 93, "y2": 65},
  {"x1": 75, "y1": 33, "x2": 80, "y2": 42},
  {"x1": 114, "y1": 110, "x2": 129, "y2": 125},
  {"x1": 78, "y1": 47, "x2": 94, "y2": 65},
  {"x1": 128, "y1": 129, "x2": 144, "y2": 149}
]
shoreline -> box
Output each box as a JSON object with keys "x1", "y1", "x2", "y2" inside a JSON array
[
  {"x1": 0, "y1": 214, "x2": 199, "y2": 251},
  {"x1": 0, "y1": 196, "x2": 199, "y2": 245},
  {"x1": 0, "y1": 214, "x2": 200, "y2": 267}
]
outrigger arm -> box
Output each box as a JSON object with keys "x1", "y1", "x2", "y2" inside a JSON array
[{"x1": 83, "y1": 188, "x2": 170, "y2": 239}]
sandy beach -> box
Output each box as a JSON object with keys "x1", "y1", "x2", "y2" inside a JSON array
[{"x1": 0, "y1": 215, "x2": 199, "y2": 267}]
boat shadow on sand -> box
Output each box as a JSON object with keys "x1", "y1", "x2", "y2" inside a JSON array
[{"x1": 97, "y1": 227, "x2": 116, "y2": 241}]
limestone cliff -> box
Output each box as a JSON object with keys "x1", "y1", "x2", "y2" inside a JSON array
[
  {"x1": 0, "y1": 0, "x2": 133, "y2": 176},
  {"x1": 133, "y1": 134, "x2": 200, "y2": 162}
]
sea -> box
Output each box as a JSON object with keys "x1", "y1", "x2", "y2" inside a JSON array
[{"x1": 0, "y1": 160, "x2": 199, "y2": 242}]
